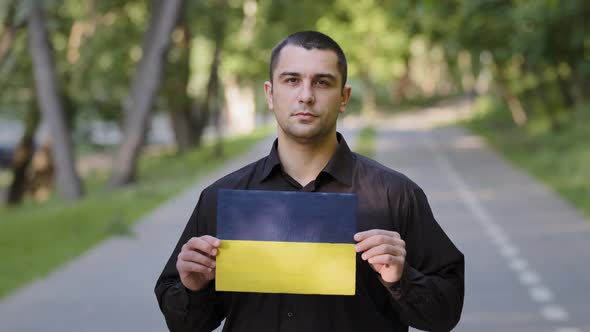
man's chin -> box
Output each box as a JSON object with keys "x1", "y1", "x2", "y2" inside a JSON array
[{"x1": 283, "y1": 129, "x2": 333, "y2": 144}]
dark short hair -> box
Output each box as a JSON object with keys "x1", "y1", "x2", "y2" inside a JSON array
[{"x1": 269, "y1": 31, "x2": 348, "y2": 90}]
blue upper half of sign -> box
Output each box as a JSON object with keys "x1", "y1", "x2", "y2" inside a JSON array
[{"x1": 217, "y1": 189, "x2": 357, "y2": 244}]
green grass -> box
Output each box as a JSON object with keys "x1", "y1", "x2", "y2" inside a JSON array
[
  {"x1": 355, "y1": 126, "x2": 377, "y2": 158},
  {"x1": 0, "y1": 127, "x2": 272, "y2": 298},
  {"x1": 465, "y1": 95, "x2": 590, "y2": 219}
]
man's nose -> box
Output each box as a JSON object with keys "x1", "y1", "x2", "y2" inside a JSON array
[{"x1": 298, "y1": 81, "x2": 315, "y2": 105}]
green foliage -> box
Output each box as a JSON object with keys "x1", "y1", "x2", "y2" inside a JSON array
[
  {"x1": 0, "y1": 0, "x2": 148, "y2": 124},
  {"x1": 0, "y1": 126, "x2": 272, "y2": 299},
  {"x1": 317, "y1": 0, "x2": 409, "y2": 82},
  {"x1": 64, "y1": 1, "x2": 148, "y2": 122},
  {"x1": 2, "y1": 0, "x2": 588, "y2": 122},
  {"x1": 416, "y1": 0, "x2": 588, "y2": 131}
]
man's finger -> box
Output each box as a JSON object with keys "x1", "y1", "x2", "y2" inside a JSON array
[
  {"x1": 354, "y1": 229, "x2": 400, "y2": 242},
  {"x1": 201, "y1": 235, "x2": 221, "y2": 247},
  {"x1": 176, "y1": 260, "x2": 215, "y2": 274},
  {"x1": 367, "y1": 254, "x2": 404, "y2": 267},
  {"x1": 355, "y1": 234, "x2": 401, "y2": 252},
  {"x1": 179, "y1": 250, "x2": 217, "y2": 269},
  {"x1": 360, "y1": 243, "x2": 406, "y2": 261},
  {"x1": 186, "y1": 237, "x2": 220, "y2": 256}
]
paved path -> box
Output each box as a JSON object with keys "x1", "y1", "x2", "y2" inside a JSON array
[
  {"x1": 2, "y1": 108, "x2": 590, "y2": 332},
  {"x1": 375, "y1": 104, "x2": 590, "y2": 332}
]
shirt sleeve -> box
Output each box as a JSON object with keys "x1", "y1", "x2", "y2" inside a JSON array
[
  {"x1": 154, "y1": 189, "x2": 226, "y2": 332},
  {"x1": 385, "y1": 183, "x2": 465, "y2": 331}
]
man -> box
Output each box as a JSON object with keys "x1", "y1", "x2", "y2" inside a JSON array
[{"x1": 155, "y1": 31, "x2": 464, "y2": 332}]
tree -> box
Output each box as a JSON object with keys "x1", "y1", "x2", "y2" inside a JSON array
[
  {"x1": 0, "y1": 2, "x2": 22, "y2": 64},
  {"x1": 28, "y1": 0, "x2": 83, "y2": 201},
  {"x1": 162, "y1": 15, "x2": 209, "y2": 153},
  {"x1": 6, "y1": 101, "x2": 39, "y2": 205},
  {"x1": 109, "y1": 0, "x2": 185, "y2": 186}
]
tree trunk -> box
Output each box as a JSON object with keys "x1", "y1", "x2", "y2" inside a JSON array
[
  {"x1": 209, "y1": 0, "x2": 227, "y2": 158},
  {"x1": 28, "y1": 2, "x2": 83, "y2": 201},
  {"x1": 441, "y1": 50, "x2": 463, "y2": 96},
  {"x1": 0, "y1": 1, "x2": 27, "y2": 65},
  {"x1": 163, "y1": 17, "x2": 208, "y2": 153},
  {"x1": 535, "y1": 82, "x2": 561, "y2": 132},
  {"x1": 207, "y1": 39, "x2": 223, "y2": 158},
  {"x1": 457, "y1": 51, "x2": 476, "y2": 94},
  {"x1": 571, "y1": 75, "x2": 587, "y2": 111},
  {"x1": 360, "y1": 71, "x2": 377, "y2": 118},
  {"x1": 495, "y1": 72, "x2": 527, "y2": 127},
  {"x1": 165, "y1": 18, "x2": 193, "y2": 153},
  {"x1": 498, "y1": 86, "x2": 527, "y2": 127},
  {"x1": 0, "y1": 2, "x2": 26, "y2": 94},
  {"x1": 557, "y1": 77, "x2": 575, "y2": 110},
  {"x1": 29, "y1": 137, "x2": 54, "y2": 202},
  {"x1": 169, "y1": 108, "x2": 192, "y2": 153},
  {"x1": 498, "y1": 83, "x2": 527, "y2": 127},
  {"x1": 393, "y1": 55, "x2": 412, "y2": 103},
  {"x1": 6, "y1": 102, "x2": 40, "y2": 205},
  {"x1": 168, "y1": 102, "x2": 208, "y2": 152},
  {"x1": 191, "y1": 102, "x2": 209, "y2": 146},
  {"x1": 109, "y1": 0, "x2": 185, "y2": 187},
  {"x1": 0, "y1": 2, "x2": 17, "y2": 62}
]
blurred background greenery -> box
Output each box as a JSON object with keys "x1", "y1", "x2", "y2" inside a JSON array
[{"x1": 0, "y1": 0, "x2": 588, "y2": 298}]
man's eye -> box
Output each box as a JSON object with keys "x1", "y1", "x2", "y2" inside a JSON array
[
  {"x1": 316, "y1": 80, "x2": 330, "y2": 87},
  {"x1": 286, "y1": 78, "x2": 299, "y2": 84}
]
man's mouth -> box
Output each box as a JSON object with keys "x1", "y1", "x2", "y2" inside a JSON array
[{"x1": 293, "y1": 111, "x2": 317, "y2": 119}]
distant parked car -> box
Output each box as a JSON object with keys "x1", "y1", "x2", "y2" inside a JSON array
[{"x1": 0, "y1": 145, "x2": 15, "y2": 169}]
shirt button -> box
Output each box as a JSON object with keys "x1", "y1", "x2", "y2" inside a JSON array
[{"x1": 287, "y1": 312, "x2": 294, "y2": 318}]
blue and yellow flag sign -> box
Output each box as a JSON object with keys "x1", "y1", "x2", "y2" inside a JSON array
[{"x1": 216, "y1": 189, "x2": 357, "y2": 295}]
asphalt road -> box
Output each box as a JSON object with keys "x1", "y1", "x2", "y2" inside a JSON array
[{"x1": 375, "y1": 117, "x2": 590, "y2": 332}]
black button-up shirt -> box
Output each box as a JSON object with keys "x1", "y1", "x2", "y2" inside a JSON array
[{"x1": 155, "y1": 133, "x2": 464, "y2": 332}]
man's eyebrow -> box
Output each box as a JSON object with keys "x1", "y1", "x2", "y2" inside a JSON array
[
  {"x1": 279, "y1": 71, "x2": 301, "y2": 77},
  {"x1": 314, "y1": 73, "x2": 337, "y2": 81}
]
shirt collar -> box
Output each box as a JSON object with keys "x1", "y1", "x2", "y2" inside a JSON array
[
  {"x1": 322, "y1": 132, "x2": 354, "y2": 186},
  {"x1": 258, "y1": 132, "x2": 354, "y2": 186},
  {"x1": 259, "y1": 139, "x2": 282, "y2": 182}
]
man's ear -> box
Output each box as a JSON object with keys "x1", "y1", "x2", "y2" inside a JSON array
[
  {"x1": 264, "y1": 81, "x2": 274, "y2": 111},
  {"x1": 339, "y1": 85, "x2": 352, "y2": 113}
]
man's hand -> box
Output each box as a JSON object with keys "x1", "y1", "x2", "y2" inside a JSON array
[
  {"x1": 354, "y1": 230, "x2": 406, "y2": 283},
  {"x1": 176, "y1": 235, "x2": 220, "y2": 291}
]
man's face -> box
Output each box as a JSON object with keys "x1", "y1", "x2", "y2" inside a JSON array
[{"x1": 264, "y1": 45, "x2": 351, "y2": 144}]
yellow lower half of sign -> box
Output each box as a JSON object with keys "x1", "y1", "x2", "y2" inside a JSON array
[{"x1": 215, "y1": 240, "x2": 356, "y2": 295}]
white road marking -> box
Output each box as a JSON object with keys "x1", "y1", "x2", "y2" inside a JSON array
[
  {"x1": 508, "y1": 258, "x2": 528, "y2": 272},
  {"x1": 556, "y1": 328, "x2": 580, "y2": 332},
  {"x1": 519, "y1": 271, "x2": 541, "y2": 286},
  {"x1": 542, "y1": 305, "x2": 569, "y2": 321},
  {"x1": 419, "y1": 130, "x2": 577, "y2": 328},
  {"x1": 529, "y1": 286, "x2": 554, "y2": 303},
  {"x1": 490, "y1": 234, "x2": 510, "y2": 247},
  {"x1": 499, "y1": 245, "x2": 519, "y2": 258}
]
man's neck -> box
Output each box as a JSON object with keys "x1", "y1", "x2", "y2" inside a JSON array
[{"x1": 277, "y1": 131, "x2": 338, "y2": 187}]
